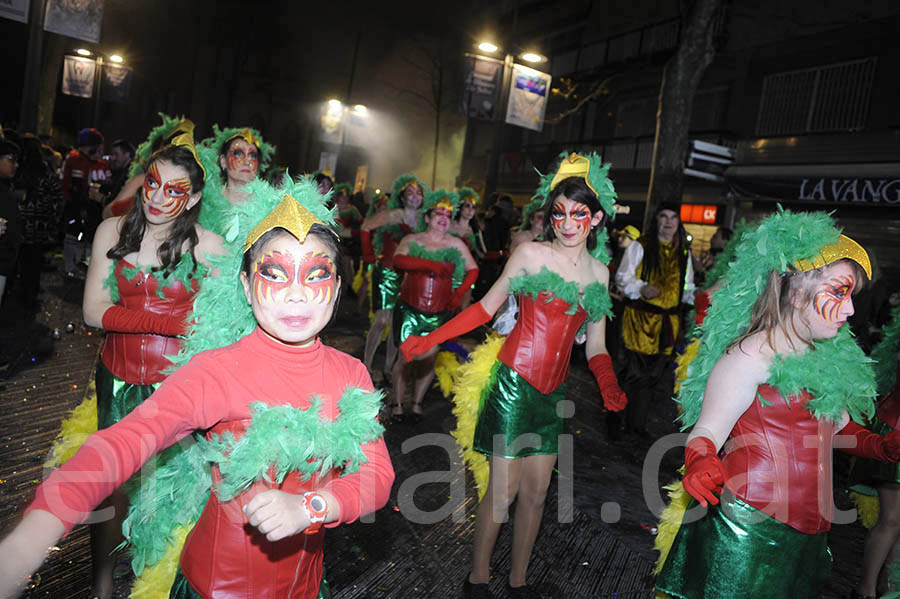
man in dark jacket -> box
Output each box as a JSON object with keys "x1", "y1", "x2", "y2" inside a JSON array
[{"x1": 0, "y1": 139, "x2": 23, "y2": 304}]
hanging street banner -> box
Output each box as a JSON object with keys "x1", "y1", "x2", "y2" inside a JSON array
[
  {"x1": 61, "y1": 55, "x2": 96, "y2": 98},
  {"x1": 461, "y1": 54, "x2": 503, "y2": 121},
  {"x1": 0, "y1": 0, "x2": 29, "y2": 24},
  {"x1": 44, "y1": 0, "x2": 104, "y2": 43},
  {"x1": 101, "y1": 62, "x2": 132, "y2": 104},
  {"x1": 354, "y1": 165, "x2": 368, "y2": 194},
  {"x1": 505, "y1": 64, "x2": 551, "y2": 132}
]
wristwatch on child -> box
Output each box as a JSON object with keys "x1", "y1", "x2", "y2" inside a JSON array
[{"x1": 302, "y1": 491, "x2": 328, "y2": 534}]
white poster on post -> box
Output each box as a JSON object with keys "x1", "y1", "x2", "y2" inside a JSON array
[
  {"x1": 505, "y1": 64, "x2": 552, "y2": 132},
  {"x1": 0, "y1": 0, "x2": 29, "y2": 24},
  {"x1": 62, "y1": 55, "x2": 96, "y2": 98},
  {"x1": 44, "y1": 0, "x2": 104, "y2": 43}
]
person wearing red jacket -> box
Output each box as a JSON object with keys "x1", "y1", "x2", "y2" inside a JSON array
[
  {"x1": 401, "y1": 152, "x2": 626, "y2": 598},
  {"x1": 0, "y1": 183, "x2": 393, "y2": 599},
  {"x1": 79, "y1": 138, "x2": 223, "y2": 599},
  {"x1": 390, "y1": 190, "x2": 478, "y2": 423}
]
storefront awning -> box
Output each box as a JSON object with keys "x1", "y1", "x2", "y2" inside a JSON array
[{"x1": 725, "y1": 163, "x2": 900, "y2": 207}]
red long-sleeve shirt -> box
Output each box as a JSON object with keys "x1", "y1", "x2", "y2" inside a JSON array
[{"x1": 29, "y1": 327, "x2": 394, "y2": 598}]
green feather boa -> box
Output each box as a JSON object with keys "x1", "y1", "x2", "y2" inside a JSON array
[
  {"x1": 389, "y1": 173, "x2": 429, "y2": 210},
  {"x1": 677, "y1": 207, "x2": 874, "y2": 428},
  {"x1": 104, "y1": 254, "x2": 209, "y2": 304},
  {"x1": 123, "y1": 387, "x2": 385, "y2": 575},
  {"x1": 872, "y1": 305, "x2": 900, "y2": 396},
  {"x1": 418, "y1": 189, "x2": 460, "y2": 231},
  {"x1": 508, "y1": 266, "x2": 612, "y2": 322},
  {"x1": 702, "y1": 218, "x2": 752, "y2": 290},
  {"x1": 128, "y1": 113, "x2": 187, "y2": 179},
  {"x1": 407, "y1": 241, "x2": 465, "y2": 288}
]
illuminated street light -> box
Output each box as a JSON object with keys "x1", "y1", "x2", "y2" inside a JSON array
[
  {"x1": 521, "y1": 52, "x2": 547, "y2": 63},
  {"x1": 76, "y1": 48, "x2": 91, "y2": 56},
  {"x1": 352, "y1": 104, "x2": 368, "y2": 116},
  {"x1": 109, "y1": 54, "x2": 124, "y2": 64},
  {"x1": 478, "y1": 41, "x2": 499, "y2": 53},
  {"x1": 328, "y1": 99, "x2": 343, "y2": 110}
]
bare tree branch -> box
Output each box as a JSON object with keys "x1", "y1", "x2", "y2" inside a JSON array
[{"x1": 544, "y1": 74, "x2": 622, "y2": 125}]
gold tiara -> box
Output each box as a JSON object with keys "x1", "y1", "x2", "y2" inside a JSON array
[
  {"x1": 226, "y1": 128, "x2": 260, "y2": 148},
  {"x1": 793, "y1": 234, "x2": 872, "y2": 279},
  {"x1": 244, "y1": 194, "x2": 325, "y2": 252},
  {"x1": 549, "y1": 152, "x2": 597, "y2": 196},
  {"x1": 169, "y1": 132, "x2": 206, "y2": 181}
]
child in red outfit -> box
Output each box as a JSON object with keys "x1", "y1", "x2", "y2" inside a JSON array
[{"x1": 0, "y1": 183, "x2": 394, "y2": 599}]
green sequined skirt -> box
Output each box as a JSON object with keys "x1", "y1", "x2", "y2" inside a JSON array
[
  {"x1": 372, "y1": 264, "x2": 401, "y2": 311},
  {"x1": 169, "y1": 567, "x2": 330, "y2": 598},
  {"x1": 473, "y1": 362, "x2": 567, "y2": 458},
  {"x1": 393, "y1": 300, "x2": 451, "y2": 345},
  {"x1": 95, "y1": 360, "x2": 159, "y2": 430},
  {"x1": 655, "y1": 492, "x2": 831, "y2": 599}
]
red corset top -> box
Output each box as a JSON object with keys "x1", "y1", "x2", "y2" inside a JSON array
[{"x1": 497, "y1": 291, "x2": 587, "y2": 394}]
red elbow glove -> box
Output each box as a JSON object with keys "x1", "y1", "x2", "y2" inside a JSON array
[
  {"x1": 101, "y1": 305, "x2": 187, "y2": 337},
  {"x1": 361, "y1": 230, "x2": 376, "y2": 264},
  {"x1": 838, "y1": 421, "x2": 900, "y2": 462},
  {"x1": 449, "y1": 268, "x2": 479, "y2": 309},
  {"x1": 400, "y1": 302, "x2": 491, "y2": 361},
  {"x1": 588, "y1": 353, "x2": 627, "y2": 412},
  {"x1": 682, "y1": 436, "x2": 727, "y2": 507},
  {"x1": 393, "y1": 254, "x2": 450, "y2": 275}
]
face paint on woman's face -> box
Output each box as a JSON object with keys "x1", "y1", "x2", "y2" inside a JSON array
[
  {"x1": 141, "y1": 161, "x2": 193, "y2": 222},
  {"x1": 224, "y1": 138, "x2": 259, "y2": 183},
  {"x1": 551, "y1": 198, "x2": 592, "y2": 239},
  {"x1": 813, "y1": 273, "x2": 855, "y2": 323},
  {"x1": 243, "y1": 233, "x2": 339, "y2": 347},
  {"x1": 403, "y1": 184, "x2": 423, "y2": 208}
]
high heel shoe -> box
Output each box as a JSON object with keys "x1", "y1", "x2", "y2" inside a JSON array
[
  {"x1": 408, "y1": 401, "x2": 423, "y2": 425},
  {"x1": 389, "y1": 403, "x2": 405, "y2": 424}
]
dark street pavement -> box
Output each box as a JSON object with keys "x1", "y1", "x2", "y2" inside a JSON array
[{"x1": 0, "y1": 254, "x2": 873, "y2": 598}]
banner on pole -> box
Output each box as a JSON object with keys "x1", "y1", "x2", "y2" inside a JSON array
[
  {"x1": 505, "y1": 64, "x2": 551, "y2": 132},
  {"x1": 461, "y1": 54, "x2": 503, "y2": 121},
  {"x1": 0, "y1": 0, "x2": 29, "y2": 23},
  {"x1": 354, "y1": 165, "x2": 368, "y2": 194},
  {"x1": 62, "y1": 55, "x2": 96, "y2": 98},
  {"x1": 44, "y1": 0, "x2": 104, "y2": 43},
  {"x1": 101, "y1": 63, "x2": 131, "y2": 104}
]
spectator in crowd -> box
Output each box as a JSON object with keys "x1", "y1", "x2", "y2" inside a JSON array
[
  {"x1": 61, "y1": 128, "x2": 110, "y2": 278},
  {"x1": 100, "y1": 139, "x2": 135, "y2": 206},
  {"x1": 0, "y1": 139, "x2": 23, "y2": 305}
]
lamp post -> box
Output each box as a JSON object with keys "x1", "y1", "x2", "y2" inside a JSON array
[
  {"x1": 474, "y1": 41, "x2": 548, "y2": 203},
  {"x1": 73, "y1": 49, "x2": 125, "y2": 126}
]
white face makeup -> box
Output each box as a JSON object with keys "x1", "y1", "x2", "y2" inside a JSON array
[{"x1": 241, "y1": 232, "x2": 339, "y2": 347}]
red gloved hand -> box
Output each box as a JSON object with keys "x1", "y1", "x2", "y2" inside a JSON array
[
  {"x1": 449, "y1": 268, "x2": 479, "y2": 310},
  {"x1": 361, "y1": 230, "x2": 376, "y2": 264},
  {"x1": 588, "y1": 353, "x2": 627, "y2": 412},
  {"x1": 839, "y1": 421, "x2": 900, "y2": 462},
  {"x1": 102, "y1": 305, "x2": 186, "y2": 336},
  {"x1": 682, "y1": 436, "x2": 727, "y2": 507},
  {"x1": 400, "y1": 302, "x2": 491, "y2": 361}
]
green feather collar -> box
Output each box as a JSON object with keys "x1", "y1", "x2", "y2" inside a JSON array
[
  {"x1": 508, "y1": 266, "x2": 612, "y2": 322},
  {"x1": 123, "y1": 387, "x2": 385, "y2": 575},
  {"x1": 103, "y1": 254, "x2": 209, "y2": 303},
  {"x1": 407, "y1": 241, "x2": 465, "y2": 287}
]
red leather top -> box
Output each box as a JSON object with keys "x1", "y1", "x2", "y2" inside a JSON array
[
  {"x1": 497, "y1": 291, "x2": 587, "y2": 394},
  {"x1": 181, "y1": 420, "x2": 324, "y2": 599},
  {"x1": 398, "y1": 268, "x2": 454, "y2": 312},
  {"x1": 100, "y1": 260, "x2": 198, "y2": 384},
  {"x1": 876, "y1": 370, "x2": 900, "y2": 430},
  {"x1": 722, "y1": 384, "x2": 835, "y2": 534}
]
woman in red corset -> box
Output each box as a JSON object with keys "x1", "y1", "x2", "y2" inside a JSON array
[
  {"x1": 390, "y1": 190, "x2": 478, "y2": 422},
  {"x1": 80, "y1": 138, "x2": 223, "y2": 599},
  {"x1": 401, "y1": 153, "x2": 627, "y2": 598}
]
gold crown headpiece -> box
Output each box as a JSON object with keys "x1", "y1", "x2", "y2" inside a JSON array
[
  {"x1": 549, "y1": 152, "x2": 597, "y2": 197},
  {"x1": 226, "y1": 128, "x2": 261, "y2": 148},
  {"x1": 243, "y1": 194, "x2": 326, "y2": 252},
  {"x1": 169, "y1": 131, "x2": 206, "y2": 181},
  {"x1": 793, "y1": 234, "x2": 872, "y2": 279},
  {"x1": 432, "y1": 196, "x2": 455, "y2": 213}
]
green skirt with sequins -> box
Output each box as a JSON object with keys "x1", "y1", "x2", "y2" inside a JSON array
[
  {"x1": 372, "y1": 264, "x2": 401, "y2": 311},
  {"x1": 655, "y1": 492, "x2": 831, "y2": 599},
  {"x1": 473, "y1": 362, "x2": 567, "y2": 458},
  {"x1": 95, "y1": 360, "x2": 159, "y2": 430},
  {"x1": 393, "y1": 300, "x2": 451, "y2": 345}
]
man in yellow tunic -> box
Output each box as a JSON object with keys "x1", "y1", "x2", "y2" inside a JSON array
[{"x1": 614, "y1": 203, "x2": 695, "y2": 438}]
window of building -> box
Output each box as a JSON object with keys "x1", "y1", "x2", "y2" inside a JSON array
[{"x1": 755, "y1": 57, "x2": 877, "y2": 136}]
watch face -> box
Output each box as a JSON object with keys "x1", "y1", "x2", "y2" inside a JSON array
[{"x1": 309, "y1": 495, "x2": 327, "y2": 513}]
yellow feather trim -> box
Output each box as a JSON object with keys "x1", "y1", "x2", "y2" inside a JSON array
[
  {"x1": 850, "y1": 490, "x2": 880, "y2": 529},
  {"x1": 129, "y1": 522, "x2": 194, "y2": 599},
  {"x1": 654, "y1": 477, "x2": 690, "y2": 575},
  {"x1": 352, "y1": 262, "x2": 365, "y2": 294},
  {"x1": 44, "y1": 380, "x2": 99, "y2": 468},
  {"x1": 674, "y1": 338, "x2": 700, "y2": 397},
  {"x1": 450, "y1": 333, "x2": 505, "y2": 501},
  {"x1": 434, "y1": 351, "x2": 460, "y2": 397}
]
